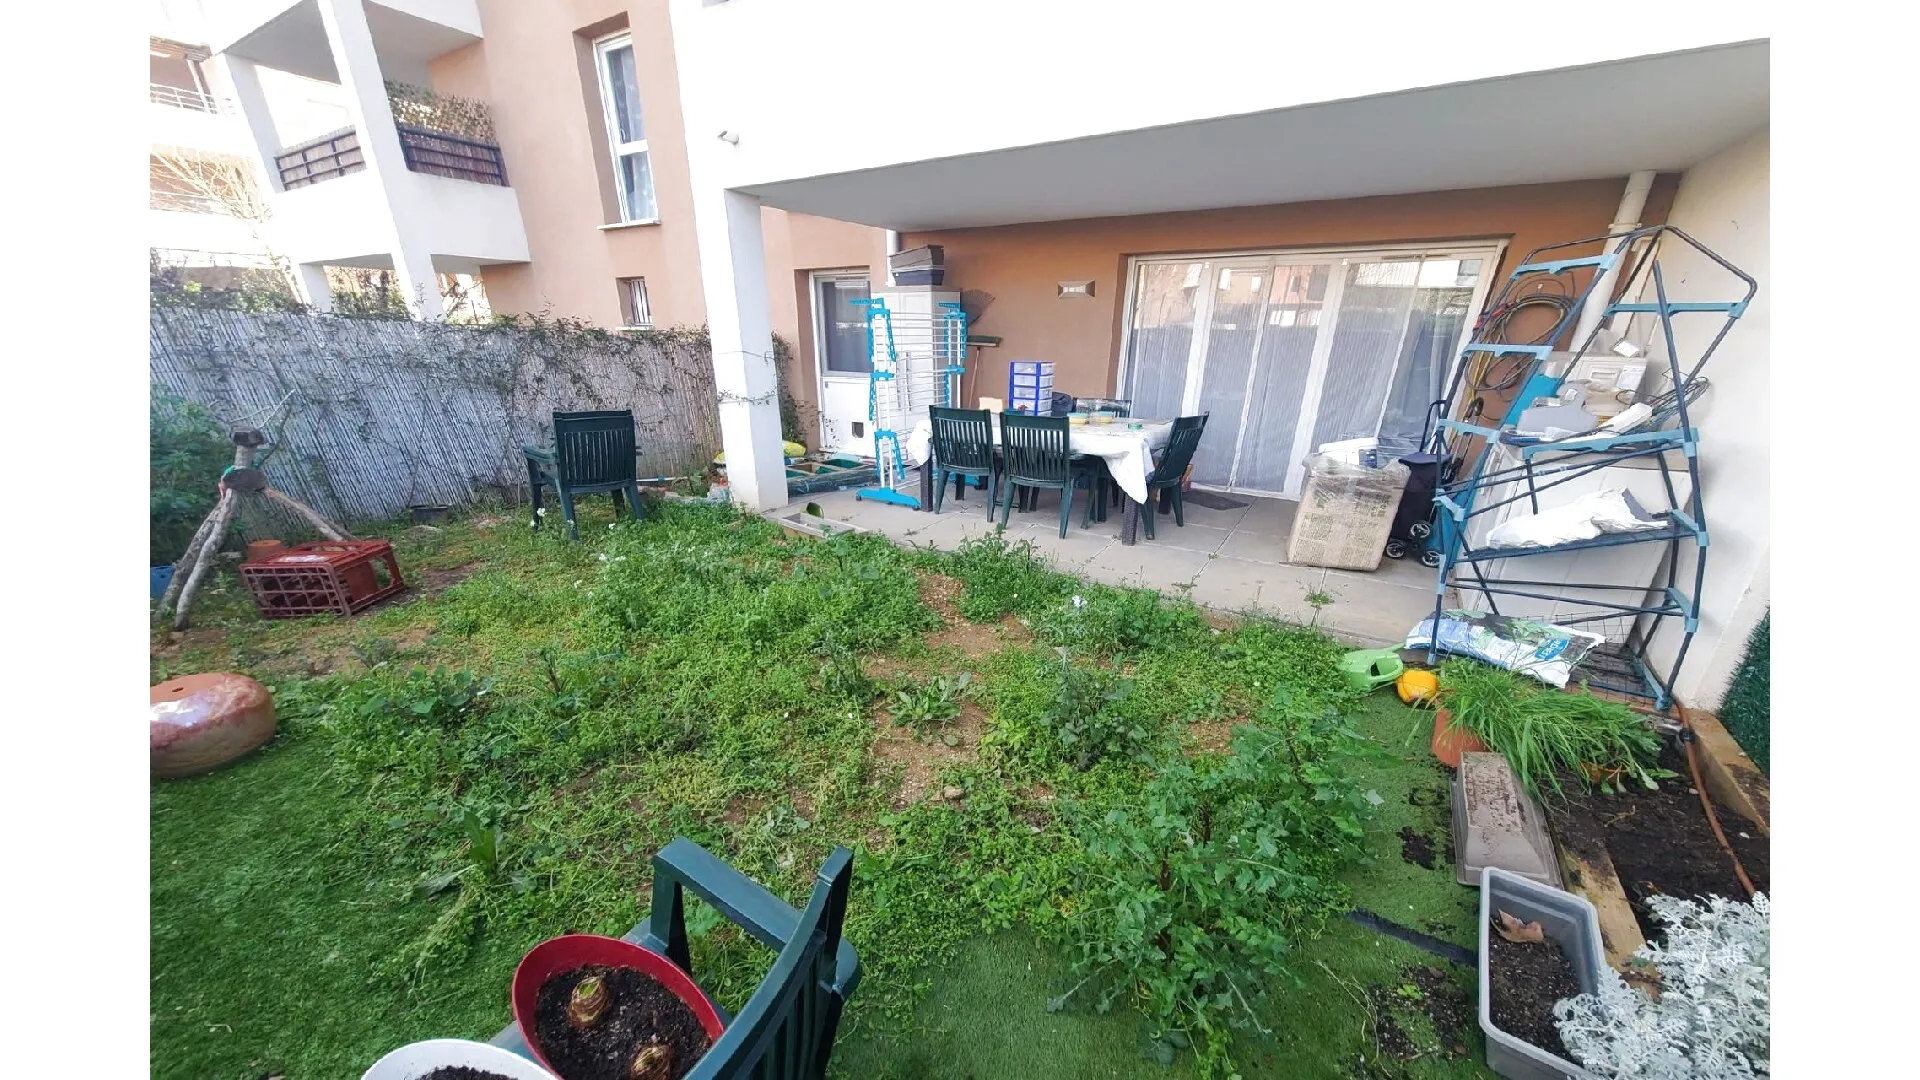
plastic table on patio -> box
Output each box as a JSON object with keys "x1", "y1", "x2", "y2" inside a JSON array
[{"x1": 903, "y1": 416, "x2": 1173, "y2": 545}]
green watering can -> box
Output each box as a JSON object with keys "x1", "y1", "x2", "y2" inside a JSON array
[{"x1": 1339, "y1": 648, "x2": 1404, "y2": 693}]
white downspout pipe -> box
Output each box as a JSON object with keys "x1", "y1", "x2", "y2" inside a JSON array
[
  {"x1": 1572, "y1": 170, "x2": 1656, "y2": 349},
  {"x1": 884, "y1": 229, "x2": 900, "y2": 286}
]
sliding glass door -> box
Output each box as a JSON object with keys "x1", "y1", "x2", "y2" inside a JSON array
[{"x1": 1121, "y1": 245, "x2": 1496, "y2": 498}]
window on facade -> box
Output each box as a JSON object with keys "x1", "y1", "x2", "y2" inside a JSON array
[
  {"x1": 593, "y1": 34, "x2": 657, "y2": 223},
  {"x1": 618, "y1": 277, "x2": 652, "y2": 328}
]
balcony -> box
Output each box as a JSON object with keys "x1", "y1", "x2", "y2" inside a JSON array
[
  {"x1": 388, "y1": 82, "x2": 508, "y2": 187},
  {"x1": 275, "y1": 127, "x2": 365, "y2": 189},
  {"x1": 270, "y1": 85, "x2": 506, "y2": 191},
  {"x1": 152, "y1": 83, "x2": 229, "y2": 113}
]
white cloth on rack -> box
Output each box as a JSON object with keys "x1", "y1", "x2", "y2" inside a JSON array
[
  {"x1": 1484, "y1": 488, "x2": 1667, "y2": 549},
  {"x1": 903, "y1": 417, "x2": 1173, "y2": 505}
]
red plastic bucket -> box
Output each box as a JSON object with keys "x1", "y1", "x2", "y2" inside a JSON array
[{"x1": 511, "y1": 935, "x2": 726, "y2": 1075}]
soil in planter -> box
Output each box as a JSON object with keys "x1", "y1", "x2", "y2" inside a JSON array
[
  {"x1": 1486, "y1": 931, "x2": 1580, "y2": 1061},
  {"x1": 419, "y1": 1069, "x2": 516, "y2": 1080},
  {"x1": 1553, "y1": 741, "x2": 1770, "y2": 942},
  {"x1": 534, "y1": 965, "x2": 711, "y2": 1080}
]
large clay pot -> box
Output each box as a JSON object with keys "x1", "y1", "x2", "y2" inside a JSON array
[
  {"x1": 150, "y1": 673, "x2": 276, "y2": 779},
  {"x1": 1430, "y1": 707, "x2": 1488, "y2": 769},
  {"x1": 245, "y1": 539, "x2": 286, "y2": 564}
]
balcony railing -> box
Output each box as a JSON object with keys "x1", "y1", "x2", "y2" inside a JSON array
[
  {"x1": 276, "y1": 128, "x2": 365, "y2": 190},
  {"x1": 152, "y1": 83, "x2": 229, "y2": 113},
  {"x1": 396, "y1": 125, "x2": 508, "y2": 186},
  {"x1": 386, "y1": 81, "x2": 507, "y2": 186}
]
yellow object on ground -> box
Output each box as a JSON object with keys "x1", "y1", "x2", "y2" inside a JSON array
[{"x1": 1396, "y1": 668, "x2": 1440, "y2": 707}]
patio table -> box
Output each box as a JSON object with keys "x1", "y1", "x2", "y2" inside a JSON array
[{"x1": 903, "y1": 415, "x2": 1173, "y2": 545}]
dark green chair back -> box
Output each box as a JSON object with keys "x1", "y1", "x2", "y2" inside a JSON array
[
  {"x1": 928, "y1": 406, "x2": 994, "y2": 474},
  {"x1": 642, "y1": 839, "x2": 858, "y2": 1080},
  {"x1": 1149, "y1": 414, "x2": 1209, "y2": 487},
  {"x1": 1000, "y1": 412, "x2": 1072, "y2": 485},
  {"x1": 555, "y1": 410, "x2": 638, "y2": 488}
]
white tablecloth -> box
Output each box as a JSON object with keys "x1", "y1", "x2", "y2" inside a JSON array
[{"x1": 904, "y1": 417, "x2": 1173, "y2": 504}]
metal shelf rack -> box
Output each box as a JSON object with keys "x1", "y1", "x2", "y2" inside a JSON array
[{"x1": 1422, "y1": 225, "x2": 1757, "y2": 711}]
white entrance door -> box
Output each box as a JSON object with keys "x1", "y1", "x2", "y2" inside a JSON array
[
  {"x1": 1121, "y1": 245, "x2": 1499, "y2": 498},
  {"x1": 812, "y1": 271, "x2": 873, "y2": 455}
]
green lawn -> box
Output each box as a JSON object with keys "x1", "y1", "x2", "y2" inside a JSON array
[{"x1": 151, "y1": 500, "x2": 1491, "y2": 1079}]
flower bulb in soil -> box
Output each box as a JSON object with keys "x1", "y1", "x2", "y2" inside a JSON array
[
  {"x1": 628, "y1": 1039, "x2": 673, "y2": 1080},
  {"x1": 568, "y1": 974, "x2": 610, "y2": 1029}
]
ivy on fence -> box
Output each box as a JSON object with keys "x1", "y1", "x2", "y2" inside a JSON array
[{"x1": 385, "y1": 81, "x2": 497, "y2": 142}]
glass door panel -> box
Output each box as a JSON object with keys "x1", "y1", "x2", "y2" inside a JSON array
[
  {"x1": 1232, "y1": 262, "x2": 1332, "y2": 493},
  {"x1": 1188, "y1": 260, "x2": 1271, "y2": 488},
  {"x1": 1123, "y1": 260, "x2": 1205, "y2": 422}
]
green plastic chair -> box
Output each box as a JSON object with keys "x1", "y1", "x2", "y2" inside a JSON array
[
  {"x1": 928, "y1": 406, "x2": 996, "y2": 513},
  {"x1": 524, "y1": 409, "x2": 644, "y2": 540},
  {"x1": 996, "y1": 412, "x2": 1101, "y2": 537},
  {"x1": 1142, "y1": 413, "x2": 1210, "y2": 540},
  {"x1": 490, "y1": 838, "x2": 860, "y2": 1080}
]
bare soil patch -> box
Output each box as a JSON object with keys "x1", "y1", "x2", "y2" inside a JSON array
[{"x1": 870, "y1": 701, "x2": 985, "y2": 808}]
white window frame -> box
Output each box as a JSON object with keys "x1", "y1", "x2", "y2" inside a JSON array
[
  {"x1": 592, "y1": 32, "x2": 657, "y2": 224},
  {"x1": 617, "y1": 276, "x2": 652, "y2": 329}
]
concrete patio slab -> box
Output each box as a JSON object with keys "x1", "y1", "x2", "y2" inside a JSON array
[
  {"x1": 1218, "y1": 529, "x2": 1292, "y2": 564},
  {"x1": 1141, "y1": 522, "x2": 1234, "y2": 556},
  {"x1": 1082, "y1": 543, "x2": 1214, "y2": 593}
]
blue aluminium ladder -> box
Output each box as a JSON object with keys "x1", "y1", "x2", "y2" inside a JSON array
[
  {"x1": 1421, "y1": 225, "x2": 1758, "y2": 712},
  {"x1": 852, "y1": 296, "x2": 967, "y2": 508}
]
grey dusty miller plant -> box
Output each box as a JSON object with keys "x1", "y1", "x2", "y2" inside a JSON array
[{"x1": 1553, "y1": 892, "x2": 1769, "y2": 1079}]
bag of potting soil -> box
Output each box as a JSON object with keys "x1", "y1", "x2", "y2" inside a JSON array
[{"x1": 1404, "y1": 609, "x2": 1604, "y2": 688}]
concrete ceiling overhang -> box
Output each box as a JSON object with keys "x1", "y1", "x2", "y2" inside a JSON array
[
  {"x1": 740, "y1": 41, "x2": 1768, "y2": 232},
  {"x1": 215, "y1": 0, "x2": 479, "y2": 84}
]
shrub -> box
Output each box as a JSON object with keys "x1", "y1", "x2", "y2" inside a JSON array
[
  {"x1": 984, "y1": 649, "x2": 1162, "y2": 772},
  {"x1": 151, "y1": 390, "x2": 231, "y2": 565},
  {"x1": 1554, "y1": 893, "x2": 1769, "y2": 1079},
  {"x1": 1717, "y1": 615, "x2": 1768, "y2": 773},
  {"x1": 1059, "y1": 698, "x2": 1373, "y2": 1075}
]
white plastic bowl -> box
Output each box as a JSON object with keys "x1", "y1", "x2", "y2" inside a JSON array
[{"x1": 361, "y1": 1038, "x2": 560, "y2": 1080}]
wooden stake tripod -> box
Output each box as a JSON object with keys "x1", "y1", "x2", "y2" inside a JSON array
[{"x1": 154, "y1": 427, "x2": 352, "y2": 630}]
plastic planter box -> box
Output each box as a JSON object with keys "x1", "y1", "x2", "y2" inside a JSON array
[{"x1": 1478, "y1": 867, "x2": 1605, "y2": 1080}]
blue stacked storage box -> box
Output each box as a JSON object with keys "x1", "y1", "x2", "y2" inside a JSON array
[{"x1": 1008, "y1": 361, "x2": 1054, "y2": 414}]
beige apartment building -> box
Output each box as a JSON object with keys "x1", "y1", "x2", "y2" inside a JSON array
[{"x1": 192, "y1": 0, "x2": 886, "y2": 446}]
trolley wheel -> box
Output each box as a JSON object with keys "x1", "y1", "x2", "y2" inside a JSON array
[
  {"x1": 1384, "y1": 539, "x2": 1407, "y2": 560},
  {"x1": 1420, "y1": 549, "x2": 1443, "y2": 569},
  {"x1": 1409, "y1": 520, "x2": 1432, "y2": 540}
]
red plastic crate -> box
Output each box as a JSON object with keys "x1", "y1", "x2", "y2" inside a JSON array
[{"x1": 239, "y1": 540, "x2": 406, "y2": 618}]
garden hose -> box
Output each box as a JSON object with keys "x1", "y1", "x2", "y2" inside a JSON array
[
  {"x1": 1459, "y1": 289, "x2": 1575, "y2": 424},
  {"x1": 1676, "y1": 714, "x2": 1758, "y2": 899}
]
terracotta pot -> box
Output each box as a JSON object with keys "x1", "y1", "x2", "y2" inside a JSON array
[
  {"x1": 245, "y1": 539, "x2": 286, "y2": 564},
  {"x1": 151, "y1": 673, "x2": 277, "y2": 778},
  {"x1": 1431, "y1": 707, "x2": 1487, "y2": 769}
]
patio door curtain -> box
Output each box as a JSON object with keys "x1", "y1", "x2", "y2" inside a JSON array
[{"x1": 1121, "y1": 246, "x2": 1495, "y2": 498}]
